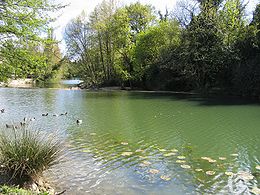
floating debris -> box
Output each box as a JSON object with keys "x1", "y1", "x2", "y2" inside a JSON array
[
  {"x1": 208, "y1": 159, "x2": 217, "y2": 163},
  {"x1": 251, "y1": 187, "x2": 260, "y2": 195},
  {"x1": 201, "y1": 157, "x2": 216, "y2": 163},
  {"x1": 225, "y1": 172, "x2": 234, "y2": 176},
  {"x1": 158, "y1": 148, "x2": 167, "y2": 152},
  {"x1": 219, "y1": 157, "x2": 226, "y2": 160},
  {"x1": 181, "y1": 164, "x2": 191, "y2": 169},
  {"x1": 256, "y1": 165, "x2": 260, "y2": 170},
  {"x1": 230, "y1": 153, "x2": 238, "y2": 157},
  {"x1": 82, "y1": 149, "x2": 91, "y2": 153},
  {"x1": 121, "y1": 142, "x2": 128, "y2": 146},
  {"x1": 121, "y1": 152, "x2": 133, "y2": 156},
  {"x1": 206, "y1": 171, "x2": 216, "y2": 176},
  {"x1": 135, "y1": 149, "x2": 144, "y2": 153},
  {"x1": 177, "y1": 156, "x2": 186, "y2": 160},
  {"x1": 195, "y1": 169, "x2": 203, "y2": 172},
  {"x1": 90, "y1": 133, "x2": 96, "y2": 136},
  {"x1": 176, "y1": 160, "x2": 186, "y2": 163},
  {"x1": 149, "y1": 169, "x2": 160, "y2": 174},
  {"x1": 140, "y1": 161, "x2": 151, "y2": 167},
  {"x1": 160, "y1": 175, "x2": 171, "y2": 181},
  {"x1": 237, "y1": 171, "x2": 254, "y2": 181},
  {"x1": 201, "y1": 157, "x2": 211, "y2": 161},
  {"x1": 164, "y1": 153, "x2": 176, "y2": 157},
  {"x1": 171, "y1": 149, "x2": 178, "y2": 152}
]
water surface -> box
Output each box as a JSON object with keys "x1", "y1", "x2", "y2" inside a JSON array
[{"x1": 0, "y1": 88, "x2": 259, "y2": 194}]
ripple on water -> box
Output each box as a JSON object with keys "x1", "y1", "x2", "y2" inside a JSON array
[{"x1": 1, "y1": 89, "x2": 260, "y2": 194}]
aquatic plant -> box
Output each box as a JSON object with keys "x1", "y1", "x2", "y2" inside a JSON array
[
  {"x1": 224, "y1": 172, "x2": 233, "y2": 176},
  {"x1": 160, "y1": 175, "x2": 171, "y2": 181},
  {"x1": 163, "y1": 153, "x2": 176, "y2": 157},
  {"x1": 206, "y1": 171, "x2": 215, "y2": 176},
  {"x1": 149, "y1": 169, "x2": 160, "y2": 174},
  {"x1": 121, "y1": 152, "x2": 133, "y2": 156},
  {"x1": 180, "y1": 164, "x2": 191, "y2": 169},
  {"x1": 195, "y1": 168, "x2": 203, "y2": 172},
  {"x1": 0, "y1": 127, "x2": 63, "y2": 183}
]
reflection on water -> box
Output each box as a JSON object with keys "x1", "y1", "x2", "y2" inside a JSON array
[
  {"x1": 0, "y1": 88, "x2": 259, "y2": 194},
  {"x1": 36, "y1": 79, "x2": 83, "y2": 88}
]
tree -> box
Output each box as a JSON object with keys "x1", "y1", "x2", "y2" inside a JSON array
[
  {"x1": 133, "y1": 20, "x2": 181, "y2": 87},
  {"x1": 0, "y1": 0, "x2": 64, "y2": 81}
]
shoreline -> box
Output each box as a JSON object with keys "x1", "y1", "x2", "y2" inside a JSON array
[{"x1": 1, "y1": 79, "x2": 260, "y2": 101}]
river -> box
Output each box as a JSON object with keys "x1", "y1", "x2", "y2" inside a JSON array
[{"x1": 0, "y1": 83, "x2": 259, "y2": 194}]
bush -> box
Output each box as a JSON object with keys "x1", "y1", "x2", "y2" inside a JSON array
[{"x1": 0, "y1": 127, "x2": 62, "y2": 182}]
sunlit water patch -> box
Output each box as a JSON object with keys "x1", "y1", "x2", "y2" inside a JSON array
[{"x1": 0, "y1": 88, "x2": 259, "y2": 194}]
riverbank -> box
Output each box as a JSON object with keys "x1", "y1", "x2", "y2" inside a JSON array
[
  {"x1": 78, "y1": 82, "x2": 260, "y2": 101},
  {"x1": 0, "y1": 79, "x2": 35, "y2": 88}
]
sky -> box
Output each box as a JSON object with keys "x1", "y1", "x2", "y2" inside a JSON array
[{"x1": 52, "y1": 0, "x2": 259, "y2": 54}]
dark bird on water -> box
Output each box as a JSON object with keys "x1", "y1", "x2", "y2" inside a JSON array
[
  {"x1": 76, "y1": 119, "x2": 82, "y2": 125},
  {"x1": 60, "y1": 112, "x2": 68, "y2": 116},
  {"x1": 6, "y1": 124, "x2": 18, "y2": 129},
  {"x1": 20, "y1": 122, "x2": 26, "y2": 126},
  {"x1": 42, "y1": 113, "x2": 48, "y2": 116},
  {"x1": 1, "y1": 109, "x2": 5, "y2": 113}
]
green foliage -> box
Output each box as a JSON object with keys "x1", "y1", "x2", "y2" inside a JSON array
[
  {"x1": 0, "y1": 185, "x2": 48, "y2": 195},
  {"x1": 133, "y1": 20, "x2": 181, "y2": 83},
  {"x1": 0, "y1": 41, "x2": 48, "y2": 81},
  {"x1": 63, "y1": 0, "x2": 260, "y2": 96},
  {"x1": 0, "y1": 0, "x2": 64, "y2": 82},
  {"x1": 0, "y1": 127, "x2": 62, "y2": 180},
  {"x1": 0, "y1": 0, "x2": 63, "y2": 42}
]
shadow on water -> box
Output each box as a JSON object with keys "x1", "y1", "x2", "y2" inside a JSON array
[{"x1": 95, "y1": 91, "x2": 260, "y2": 106}]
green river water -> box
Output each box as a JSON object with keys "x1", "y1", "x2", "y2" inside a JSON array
[{"x1": 0, "y1": 85, "x2": 259, "y2": 194}]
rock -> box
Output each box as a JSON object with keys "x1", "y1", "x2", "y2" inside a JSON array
[
  {"x1": 237, "y1": 171, "x2": 254, "y2": 181},
  {"x1": 251, "y1": 187, "x2": 260, "y2": 195}
]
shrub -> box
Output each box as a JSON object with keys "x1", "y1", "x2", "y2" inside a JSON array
[{"x1": 0, "y1": 127, "x2": 62, "y2": 182}]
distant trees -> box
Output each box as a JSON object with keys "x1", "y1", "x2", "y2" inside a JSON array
[{"x1": 64, "y1": 0, "x2": 260, "y2": 96}]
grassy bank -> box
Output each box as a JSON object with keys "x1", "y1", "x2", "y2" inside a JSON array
[{"x1": 0, "y1": 127, "x2": 63, "y2": 194}]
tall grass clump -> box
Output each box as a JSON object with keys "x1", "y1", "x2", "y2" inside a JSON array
[{"x1": 0, "y1": 127, "x2": 63, "y2": 183}]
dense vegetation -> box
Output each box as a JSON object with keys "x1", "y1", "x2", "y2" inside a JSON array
[
  {"x1": 65, "y1": 0, "x2": 260, "y2": 96},
  {"x1": 0, "y1": 0, "x2": 259, "y2": 97},
  {"x1": 0, "y1": 0, "x2": 65, "y2": 82},
  {"x1": 0, "y1": 126, "x2": 62, "y2": 193}
]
